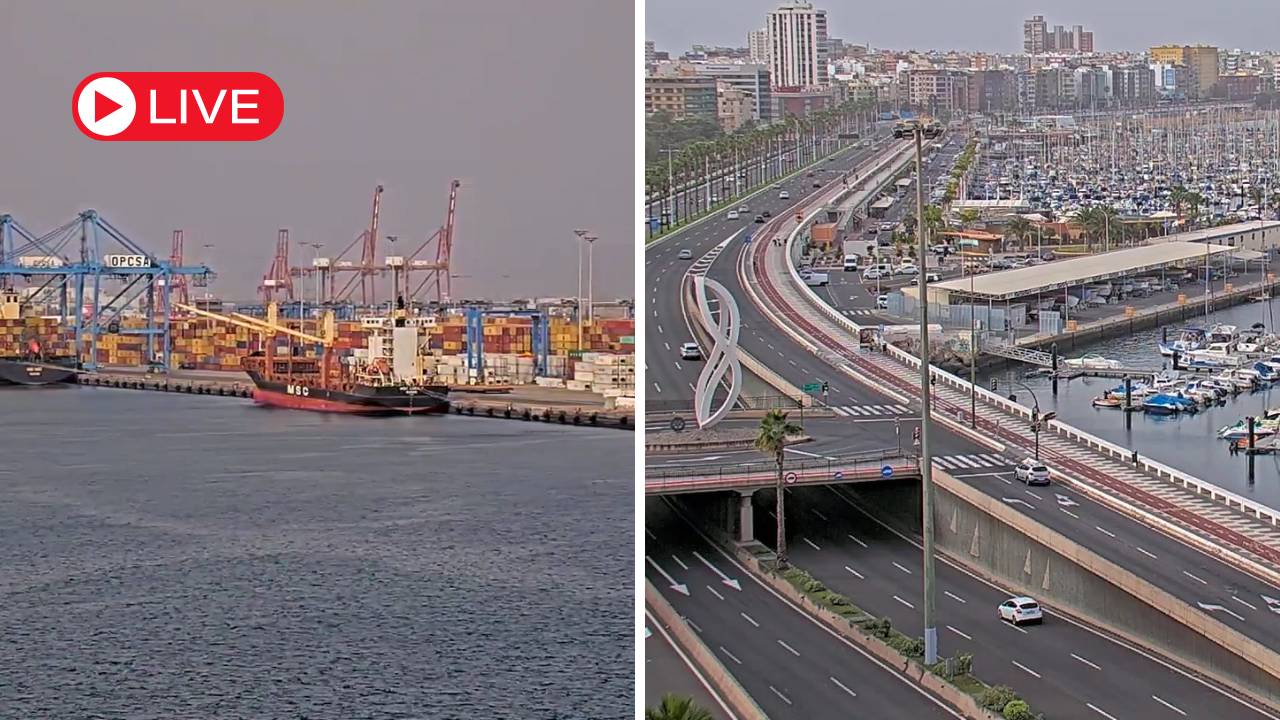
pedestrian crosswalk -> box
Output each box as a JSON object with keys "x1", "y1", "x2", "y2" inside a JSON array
[
  {"x1": 829, "y1": 403, "x2": 910, "y2": 416},
  {"x1": 932, "y1": 454, "x2": 1010, "y2": 470}
]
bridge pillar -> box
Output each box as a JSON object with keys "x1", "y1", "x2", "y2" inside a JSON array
[{"x1": 735, "y1": 490, "x2": 755, "y2": 544}]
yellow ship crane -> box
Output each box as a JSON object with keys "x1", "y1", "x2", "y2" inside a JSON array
[{"x1": 174, "y1": 301, "x2": 337, "y2": 382}]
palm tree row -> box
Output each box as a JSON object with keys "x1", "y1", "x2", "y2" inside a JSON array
[{"x1": 645, "y1": 98, "x2": 878, "y2": 236}]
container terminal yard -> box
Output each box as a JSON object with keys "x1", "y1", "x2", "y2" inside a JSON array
[{"x1": 0, "y1": 184, "x2": 634, "y2": 420}]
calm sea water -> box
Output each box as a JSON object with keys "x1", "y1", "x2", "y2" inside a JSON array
[
  {"x1": 981, "y1": 297, "x2": 1280, "y2": 511},
  {"x1": 0, "y1": 387, "x2": 631, "y2": 719}
]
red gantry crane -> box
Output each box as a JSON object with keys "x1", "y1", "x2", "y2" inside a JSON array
[
  {"x1": 329, "y1": 184, "x2": 386, "y2": 305},
  {"x1": 405, "y1": 179, "x2": 461, "y2": 304},
  {"x1": 258, "y1": 228, "x2": 295, "y2": 304},
  {"x1": 164, "y1": 229, "x2": 191, "y2": 315}
]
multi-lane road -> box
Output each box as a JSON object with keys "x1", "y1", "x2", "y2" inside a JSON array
[{"x1": 644, "y1": 127, "x2": 1280, "y2": 716}]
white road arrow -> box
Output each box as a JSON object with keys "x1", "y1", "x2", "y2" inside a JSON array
[
  {"x1": 693, "y1": 550, "x2": 742, "y2": 591},
  {"x1": 1055, "y1": 493, "x2": 1078, "y2": 508},
  {"x1": 1002, "y1": 497, "x2": 1036, "y2": 510},
  {"x1": 1197, "y1": 602, "x2": 1246, "y2": 622},
  {"x1": 1262, "y1": 595, "x2": 1280, "y2": 615},
  {"x1": 646, "y1": 555, "x2": 690, "y2": 596}
]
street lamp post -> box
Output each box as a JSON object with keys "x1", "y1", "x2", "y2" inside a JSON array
[
  {"x1": 913, "y1": 124, "x2": 939, "y2": 666},
  {"x1": 573, "y1": 229, "x2": 589, "y2": 351},
  {"x1": 585, "y1": 234, "x2": 598, "y2": 326},
  {"x1": 1008, "y1": 379, "x2": 1052, "y2": 460}
]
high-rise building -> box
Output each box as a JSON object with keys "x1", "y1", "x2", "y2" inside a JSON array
[
  {"x1": 1150, "y1": 44, "x2": 1220, "y2": 98},
  {"x1": 747, "y1": 28, "x2": 769, "y2": 64},
  {"x1": 1078, "y1": 31, "x2": 1094, "y2": 53},
  {"x1": 716, "y1": 82, "x2": 752, "y2": 132},
  {"x1": 905, "y1": 68, "x2": 969, "y2": 116},
  {"x1": 692, "y1": 64, "x2": 774, "y2": 124},
  {"x1": 1023, "y1": 15, "x2": 1047, "y2": 54},
  {"x1": 1052, "y1": 25, "x2": 1070, "y2": 52},
  {"x1": 645, "y1": 40, "x2": 656, "y2": 68},
  {"x1": 1112, "y1": 64, "x2": 1155, "y2": 106},
  {"x1": 767, "y1": 1, "x2": 829, "y2": 89}
]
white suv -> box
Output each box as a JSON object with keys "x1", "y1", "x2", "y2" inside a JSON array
[
  {"x1": 999, "y1": 596, "x2": 1044, "y2": 626},
  {"x1": 680, "y1": 342, "x2": 702, "y2": 360},
  {"x1": 1014, "y1": 458, "x2": 1050, "y2": 486}
]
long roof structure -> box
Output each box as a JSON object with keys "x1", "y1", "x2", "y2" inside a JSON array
[{"x1": 929, "y1": 241, "x2": 1234, "y2": 301}]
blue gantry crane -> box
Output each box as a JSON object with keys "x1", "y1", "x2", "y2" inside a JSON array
[
  {"x1": 0, "y1": 211, "x2": 214, "y2": 370},
  {"x1": 464, "y1": 306, "x2": 549, "y2": 379}
]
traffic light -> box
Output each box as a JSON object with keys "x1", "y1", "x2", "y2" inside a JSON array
[
  {"x1": 991, "y1": 378, "x2": 998, "y2": 391},
  {"x1": 912, "y1": 426, "x2": 921, "y2": 441},
  {"x1": 821, "y1": 380, "x2": 829, "y2": 393}
]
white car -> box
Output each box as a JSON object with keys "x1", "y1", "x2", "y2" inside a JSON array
[
  {"x1": 999, "y1": 596, "x2": 1044, "y2": 625},
  {"x1": 876, "y1": 294, "x2": 889, "y2": 309},
  {"x1": 680, "y1": 342, "x2": 702, "y2": 360},
  {"x1": 925, "y1": 271, "x2": 942, "y2": 283},
  {"x1": 738, "y1": 205, "x2": 750, "y2": 213},
  {"x1": 894, "y1": 264, "x2": 919, "y2": 276},
  {"x1": 779, "y1": 191, "x2": 790, "y2": 200},
  {"x1": 862, "y1": 267, "x2": 884, "y2": 280},
  {"x1": 1014, "y1": 458, "x2": 1050, "y2": 486},
  {"x1": 678, "y1": 249, "x2": 693, "y2": 260},
  {"x1": 727, "y1": 210, "x2": 739, "y2": 220}
]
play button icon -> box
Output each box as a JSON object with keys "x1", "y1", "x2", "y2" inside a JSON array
[{"x1": 75, "y1": 76, "x2": 136, "y2": 137}]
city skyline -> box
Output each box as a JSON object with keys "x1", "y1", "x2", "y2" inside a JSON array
[
  {"x1": 0, "y1": 0, "x2": 632, "y2": 302},
  {"x1": 646, "y1": 0, "x2": 1280, "y2": 56}
]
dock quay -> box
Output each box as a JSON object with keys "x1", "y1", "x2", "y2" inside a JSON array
[{"x1": 74, "y1": 370, "x2": 631, "y2": 429}]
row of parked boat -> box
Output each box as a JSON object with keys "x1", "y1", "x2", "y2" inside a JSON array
[{"x1": 1091, "y1": 363, "x2": 1280, "y2": 415}]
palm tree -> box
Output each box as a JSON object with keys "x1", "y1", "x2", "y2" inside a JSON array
[
  {"x1": 646, "y1": 695, "x2": 713, "y2": 720},
  {"x1": 1005, "y1": 216, "x2": 1033, "y2": 253},
  {"x1": 755, "y1": 409, "x2": 802, "y2": 566}
]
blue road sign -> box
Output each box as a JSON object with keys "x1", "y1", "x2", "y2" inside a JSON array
[{"x1": 880, "y1": 465, "x2": 894, "y2": 478}]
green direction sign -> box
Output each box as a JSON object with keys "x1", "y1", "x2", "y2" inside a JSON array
[
  {"x1": 802, "y1": 382, "x2": 822, "y2": 394},
  {"x1": 621, "y1": 336, "x2": 635, "y2": 344}
]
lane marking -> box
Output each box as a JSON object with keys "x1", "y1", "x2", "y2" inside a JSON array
[
  {"x1": 847, "y1": 533, "x2": 868, "y2": 548},
  {"x1": 687, "y1": 619, "x2": 703, "y2": 633},
  {"x1": 705, "y1": 585, "x2": 725, "y2": 601},
  {"x1": 801, "y1": 537, "x2": 821, "y2": 551},
  {"x1": 1152, "y1": 695, "x2": 1187, "y2": 716},
  {"x1": 777, "y1": 639, "x2": 801, "y2": 657},
  {"x1": 892, "y1": 561, "x2": 912, "y2": 575},
  {"x1": 830, "y1": 676, "x2": 858, "y2": 698},
  {"x1": 844, "y1": 565, "x2": 864, "y2": 580},
  {"x1": 893, "y1": 595, "x2": 915, "y2": 609},
  {"x1": 1087, "y1": 703, "x2": 1118, "y2": 720},
  {"x1": 720, "y1": 646, "x2": 742, "y2": 665},
  {"x1": 1183, "y1": 570, "x2": 1208, "y2": 585},
  {"x1": 1011, "y1": 660, "x2": 1041, "y2": 678},
  {"x1": 1003, "y1": 621, "x2": 1028, "y2": 635},
  {"x1": 671, "y1": 555, "x2": 688, "y2": 570},
  {"x1": 1196, "y1": 602, "x2": 1246, "y2": 622},
  {"x1": 1095, "y1": 526, "x2": 1116, "y2": 539},
  {"x1": 1026, "y1": 490, "x2": 1042, "y2": 500},
  {"x1": 812, "y1": 509, "x2": 828, "y2": 521},
  {"x1": 768, "y1": 686, "x2": 792, "y2": 706},
  {"x1": 740, "y1": 612, "x2": 760, "y2": 627},
  {"x1": 1232, "y1": 596, "x2": 1258, "y2": 611},
  {"x1": 1072, "y1": 653, "x2": 1101, "y2": 670},
  {"x1": 944, "y1": 590, "x2": 966, "y2": 604},
  {"x1": 947, "y1": 625, "x2": 972, "y2": 640},
  {"x1": 653, "y1": 382, "x2": 662, "y2": 393},
  {"x1": 1060, "y1": 508, "x2": 1080, "y2": 519},
  {"x1": 1135, "y1": 546, "x2": 1158, "y2": 560}
]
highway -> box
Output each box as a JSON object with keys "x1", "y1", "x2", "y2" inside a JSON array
[
  {"x1": 644, "y1": 611, "x2": 732, "y2": 719},
  {"x1": 645, "y1": 500, "x2": 962, "y2": 720},
  {"x1": 644, "y1": 128, "x2": 1280, "y2": 708},
  {"x1": 781, "y1": 484, "x2": 1277, "y2": 719},
  {"x1": 645, "y1": 127, "x2": 896, "y2": 406}
]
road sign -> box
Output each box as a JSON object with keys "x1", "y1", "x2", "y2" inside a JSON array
[
  {"x1": 784, "y1": 472, "x2": 798, "y2": 484},
  {"x1": 880, "y1": 465, "x2": 894, "y2": 478},
  {"x1": 833, "y1": 470, "x2": 844, "y2": 480},
  {"x1": 803, "y1": 382, "x2": 822, "y2": 394},
  {"x1": 670, "y1": 417, "x2": 686, "y2": 433}
]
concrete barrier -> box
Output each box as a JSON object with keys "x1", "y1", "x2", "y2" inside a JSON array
[
  {"x1": 727, "y1": 546, "x2": 999, "y2": 720},
  {"x1": 645, "y1": 580, "x2": 769, "y2": 720},
  {"x1": 932, "y1": 470, "x2": 1280, "y2": 711}
]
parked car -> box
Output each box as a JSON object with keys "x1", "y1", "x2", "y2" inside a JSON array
[
  {"x1": 999, "y1": 596, "x2": 1044, "y2": 626},
  {"x1": 679, "y1": 342, "x2": 702, "y2": 360},
  {"x1": 1014, "y1": 458, "x2": 1050, "y2": 486},
  {"x1": 678, "y1": 249, "x2": 693, "y2": 260}
]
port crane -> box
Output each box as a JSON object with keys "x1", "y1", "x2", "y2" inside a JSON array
[
  {"x1": 0, "y1": 211, "x2": 214, "y2": 370},
  {"x1": 259, "y1": 229, "x2": 296, "y2": 304},
  {"x1": 404, "y1": 179, "x2": 462, "y2": 304},
  {"x1": 323, "y1": 184, "x2": 388, "y2": 305}
]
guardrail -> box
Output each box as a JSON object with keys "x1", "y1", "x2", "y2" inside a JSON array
[{"x1": 645, "y1": 448, "x2": 919, "y2": 495}]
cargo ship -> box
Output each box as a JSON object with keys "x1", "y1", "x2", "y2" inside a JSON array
[
  {"x1": 0, "y1": 336, "x2": 79, "y2": 386},
  {"x1": 181, "y1": 300, "x2": 449, "y2": 416}
]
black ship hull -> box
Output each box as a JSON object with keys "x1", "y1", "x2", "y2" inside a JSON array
[{"x1": 0, "y1": 358, "x2": 79, "y2": 386}]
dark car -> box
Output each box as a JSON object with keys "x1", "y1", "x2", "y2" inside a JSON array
[
  {"x1": 813, "y1": 181, "x2": 822, "y2": 188},
  {"x1": 761, "y1": 210, "x2": 772, "y2": 218},
  {"x1": 754, "y1": 214, "x2": 765, "y2": 223}
]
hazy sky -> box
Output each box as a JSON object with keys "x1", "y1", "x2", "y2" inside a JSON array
[
  {"x1": 0, "y1": 1, "x2": 632, "y2": 302},
  {"x1": 647, "y1": 0, "x2": 1280, "y2": 55}
]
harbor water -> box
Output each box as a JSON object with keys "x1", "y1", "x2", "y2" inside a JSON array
[
  {"x1": 982, "y1": 296, "x2": 1280, "y2": 512},
  {"x1": 0, "y1": 387, "x2": 631, "y2": 719}
]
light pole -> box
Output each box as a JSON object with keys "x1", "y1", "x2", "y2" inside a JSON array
[
  {"x1": 573, "y1": 229, "x2": 588, "y2": 351},
  {"x1": 914, "y1": 124, "x2": 939, "y2": 666},
  {"x1": 585, "y1": 234, "x2": 598, "y2": 326},
  {"x1": 300, "y1": 241, "x2": 323, "y2": 331},
  {"x1": 658, "y1": 148, "x2": 678, "y2": 230},
  {"x1": 1008, "y1": 379, "x2": 1053, "y2": 460}
]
